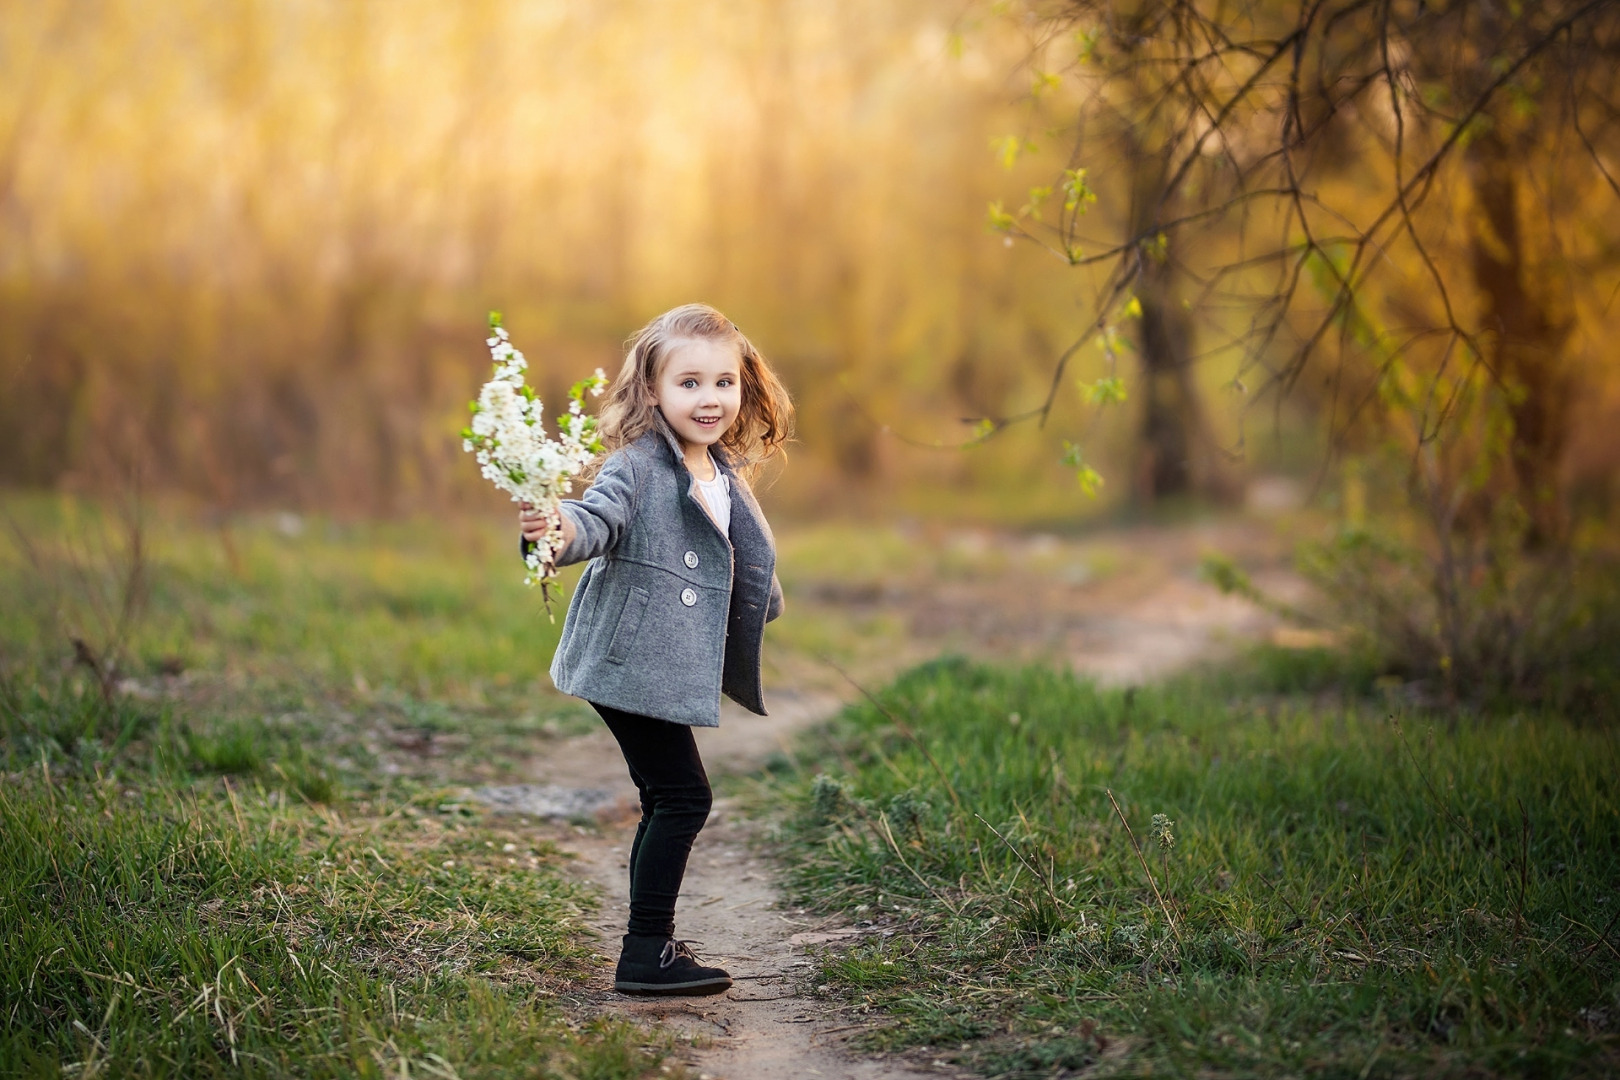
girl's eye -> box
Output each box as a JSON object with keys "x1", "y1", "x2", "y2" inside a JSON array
[
  {"x1": 681, "y1": 379, "x2": 697, "y2": 389},
  {"x1": 718, "y1": 378, "x2": 734, "y2": 387}
]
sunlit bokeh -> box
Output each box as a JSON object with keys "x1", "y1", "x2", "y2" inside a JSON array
[{"x1": 2, "y1": 0, "x2": 1145, "y2": 520}]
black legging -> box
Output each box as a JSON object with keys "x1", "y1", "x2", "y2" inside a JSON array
[{"x1": 592, "y1": 703, "x2": 713, "y2": 939}]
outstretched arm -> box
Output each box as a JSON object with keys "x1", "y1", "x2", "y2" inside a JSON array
[{"x1": 518, "y1": 450, "x2": 639, "y2": 567}]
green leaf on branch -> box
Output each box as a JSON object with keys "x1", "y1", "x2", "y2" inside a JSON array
[
  {"x1": 1062, "y1": 168, "x2": 1097, "y2": 213},
  {"x1": 1031, "y1": 71, "x2": 1062, "y2": 96},
  {"x1": 1376, "y1": 361, "x2": 1415, "y2": 410},
  {"x1": 1302, "y1": 241, "x2": 1351, "y2": 294},
  {"x1": 1143, "y1": 232, "x2": 1169, "y2": 263},
  {"x1": 1303, "y1": 241, "x2": 1393, "y2": 362},
  {"x1": 1075, "y1": 27, "x2": 1101, "y2": 63},
  {"x1": 1082, "y1": 375, "x2": 1128, "y2": 405},
  {"x1": 990, "y1": 135, "x2": 1035, "y2": 170},
  {"x1": 1419, "y1": 82, "x2": 1450, "y2": 109},
  {"x1": 1453, "y1": 112, "x2": 1493, "y2": 151},
  {"x1": 1122, "y1": 295, "x2": 1142, "y2": 319},
  {"x1": 1020, "y1": 185, "x2": 1053, "y2": 218},
  {"x1": 1507, "y1": 81, "x2": 1539, "y2": 119},
  {"x1": 1095, "y1": 325, "x2": 1133, "y2": 356},
  {"x1": 488, "y1": 310, "x2": 503, "y2": 330},
  {"x1": 568, "y1": 371, "x2": 609, "y2": 403},
  {"x1": 1060, "y1": 440, "x2": 1104, "y2": 498},
  {"x1": 987, "y1": 201, "x2": 1017, "y2": 233}
]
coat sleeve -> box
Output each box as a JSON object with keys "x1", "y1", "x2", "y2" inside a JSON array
[{"x1": 552, "y1": 450, "x2": 640, "y2": 567}]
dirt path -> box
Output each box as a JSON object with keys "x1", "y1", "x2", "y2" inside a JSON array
[
  {"x1": 480, "y1": 694, "x2": 944, "y2": 1079},
  {"x1": 473, "y1": 517, "x2": 1305, "y2": 1078},
  {"x1": 572, "y1": 793, "x2": 942, "y2": 1079}
]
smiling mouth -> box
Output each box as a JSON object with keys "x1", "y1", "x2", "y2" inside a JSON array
[{"x1": 694, "y1": 417, "x2": 721, "y2": 426}]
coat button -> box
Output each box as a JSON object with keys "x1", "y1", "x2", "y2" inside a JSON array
[
  {"x1": 680, "y1": 588, "x2": 697, "y2": 607},
  {"x1": 684, "y1": 550, "x2": 699, "y2": 568}
]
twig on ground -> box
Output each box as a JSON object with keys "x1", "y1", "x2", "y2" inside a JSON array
[{"x1": 1571, "y1": 907, "x2": 1620, "y2": 970}]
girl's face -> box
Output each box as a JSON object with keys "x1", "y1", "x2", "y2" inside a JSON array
[{"x1": 651, "y1": 337, "x2": 742, "y2": 452}]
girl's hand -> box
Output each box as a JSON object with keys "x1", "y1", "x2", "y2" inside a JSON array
[{"x1": 519, "y1": 501, "x2": 576, "y2": 550}]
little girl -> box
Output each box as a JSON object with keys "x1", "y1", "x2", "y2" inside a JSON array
[{"x1": 519, "y1": 303, "x2": 793, "y2": 997}]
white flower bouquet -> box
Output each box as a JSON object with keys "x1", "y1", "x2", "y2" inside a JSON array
[{"x1": 462, "y1": 312, "x2": 606, "y2": 612}]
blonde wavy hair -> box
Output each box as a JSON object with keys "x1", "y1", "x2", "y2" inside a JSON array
[{"x1": 594, "y1": 304, "x2": 794, "y2": 482}]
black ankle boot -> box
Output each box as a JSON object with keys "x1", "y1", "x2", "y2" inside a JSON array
[{"x1": 613, "y1": 935, "x2": 732, "y2": 996}]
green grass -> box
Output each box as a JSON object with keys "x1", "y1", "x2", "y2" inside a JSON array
[
  {"x1": 0, "y1": 495, "x2": 687, "y2": 1077},
  {"x1": 0, "y1": 493, "x2": 576, "y2": 704},
  {"x1": 0, "y1": 678, "x2": 674, "y2": 1079},
  {"x1": 11, "y1": 492, "x2": 1617, "y2": 1077},
  {"x1": 763, "y1": 658, "x2": 1620, "y2": 1078},
  {"x1": 0, "y1": 494, "x2": 605, "y2": 784}
]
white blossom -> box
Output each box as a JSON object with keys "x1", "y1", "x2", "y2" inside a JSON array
[{"x1": 462, "y1": 314, "x2": 607, "y2": 606}]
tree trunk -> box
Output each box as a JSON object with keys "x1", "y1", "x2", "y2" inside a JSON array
[
  {"x1": 1135, "y1": 259, "x2": 1201, "y2": 499},
  {"x1": 1126, "y1": 140, "x2": 1226, "y2": 503},
  {"x1": 1464, "y1": 128, "x2": 1576, "y2": 547}
]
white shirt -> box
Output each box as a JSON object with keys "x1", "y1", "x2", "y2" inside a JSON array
[{"x1": 692, "y1": 456, "x2": 731, "y2": 536}]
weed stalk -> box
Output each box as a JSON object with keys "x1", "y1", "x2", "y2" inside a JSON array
[
  {"x1": 1515, "y1": 797, "x2": 1530, "y2": 940},
  {"x1": 1106, "y1": 789, "x2": 1182, "y2": 945},
  {"x1": 875, "y1": 812, "x2": 960, "y2": 915},
  {"x1": 974, "y1": 812, "x2": 1063, "y2": 912}
]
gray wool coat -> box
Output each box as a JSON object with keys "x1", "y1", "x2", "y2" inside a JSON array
[{"x1": 543, "y1": 421, "x2": 784, "y2": 727}]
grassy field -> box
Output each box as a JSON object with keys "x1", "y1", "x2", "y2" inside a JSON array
[
  {"x1": 0, "y1": 494, "x2": 583, "y2": 703},
  {"x1": 0, "y1": 496, "x2": 676, "y2": 1078},
  {"x1": 1, "y1": 759, "x2": 662, "y2": 1078},
  {"x1": 762, "y1": 658, "x2": 1620, "y2": 1078},
  {"x1": 8, "y1": 494, "x2": 1617, "y2": 1078}
]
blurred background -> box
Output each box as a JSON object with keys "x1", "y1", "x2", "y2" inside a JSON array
[
  {"x1": 4, "y1": 0, "x2": 1620, "y2": 711},
  {"x1": 0, "y1": 0, "x2": 1300, "y2": 524},
  {"x1": 5, "y1": 0, "x2": 1619, "y2": 525},
  {"x1": 5, "y1": 9, "x2": 1619, "y2": 1074}
]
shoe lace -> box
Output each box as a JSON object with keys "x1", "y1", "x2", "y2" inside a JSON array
[{"x1": 658, "y1": 939, "x2": 704, "y2": 969}]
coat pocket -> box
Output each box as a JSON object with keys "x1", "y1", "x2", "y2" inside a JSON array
[{"x1": 605, "y1": 585, "x2": 651, "y2": 665}]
